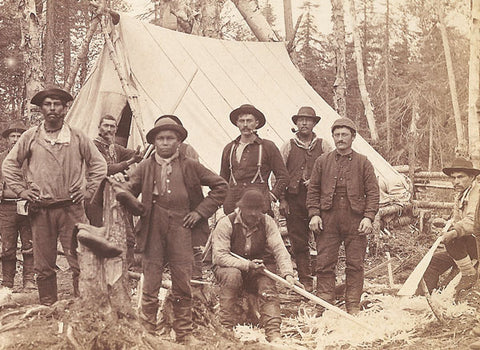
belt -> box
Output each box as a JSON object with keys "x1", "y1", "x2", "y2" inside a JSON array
[
  {"x1": 0, "y1": 198, "x2": 21, "y2": 203},
  {"x1": 29, "y1": 199, "x2": 75, "y2": 210}
]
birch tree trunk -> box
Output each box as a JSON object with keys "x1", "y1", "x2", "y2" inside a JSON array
[
  {"x1": 384, "y1": 0, "x2": 391, "y2": 149},
  {"x1": 19, "y1": 0, "x2": 44, "y2": 120},
  {"x1": 61, "y1": 1, "x2": 71, "y2": 84},
  {"x1": 346, "y1": 0, "x2": 379, "y2": 142},
  {"x1": 331, "y1": 0, "x2": 347, "y2": 118},
  {"x1": 44, "y1": 0, "x2": 56, "y2": 85},
  {"x1": 194, "y1": 0, "x2": 224, "y2": 38},
  {"x1": 469, "y1": 0, "x2": 480, "y2": 164},
  {"x1": 283, "y1": 0, "x2": 294, "y2": 43},
  {"x1": 437, "y1": 4, "x2": 466, "y2": 154},
  {"x1": 231, "y1": 0, "x2": 278, "y2": 41},
  {"x1": 408, "y1": 98, "x2": 419, "y2": 199}
]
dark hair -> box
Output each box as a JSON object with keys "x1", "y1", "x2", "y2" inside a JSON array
[{"x1": 98, "y1": 114, "x2": 117, "y2": 128}]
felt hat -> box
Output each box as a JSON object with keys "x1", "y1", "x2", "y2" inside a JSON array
[
  {"x1": 236, "y1": 189, "x2": 266, "y2": 211},
  {"x1": 229, "y1": 104, "x2": 266, "y2": 129},
  {"x1": 331, "y1": 117, "x2": 357, "y2": 133},
  {"x1": 442, "y1": 157, "x2": 480, "y2": 177},
  {"x1": 292, "y1": 106, "x2": 321, "y2": 124},
  {"x1": 146, "y1": 115, "x2": 188, "y2": 144},
  {"x1": 2, "y1": 120, "x2": 27, "y2": 138},
  {"x1": 31, "y1": 88, "x2": 73, "y2": 106}
]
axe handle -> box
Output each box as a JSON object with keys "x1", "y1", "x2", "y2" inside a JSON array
[{"x1": 229, "y1": 252, "x2": 374, "y2": 332}]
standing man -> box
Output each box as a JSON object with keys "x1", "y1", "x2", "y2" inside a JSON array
[
  {"x1": 307, "y1": 118, "x2": 379, "y2": 314},
  {"x1": 2, "y1": 88, "x2": 107, "y2": 305},
  {"x1": 220, "y1": 104, "x2": 288, "y2": 215},
  {"x1": 279, "y1": 106, "x2": 332, "y2": 291},
  {"x1": 120, "y1": 116, "x2": 227, "y2": 344},
  {"x1": 423, "y1": 157, "x2": 480, "y2": 297},
  {"x1": 0, "y1": 121, "x2": 35, "y2": 291},
  {"x1": 212, "y1": 189, "x2": 296, "y2": 342}
]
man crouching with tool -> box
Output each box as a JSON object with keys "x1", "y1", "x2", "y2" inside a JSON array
[{"x1": 212, "y1": 189, "x2": 301, "y2": 343}]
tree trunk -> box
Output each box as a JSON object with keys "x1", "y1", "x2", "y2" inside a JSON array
[
  {"x1": 283, "y1": 0, "x2": 294, "y2": 43},
  {"x1": 19, "y1": 0, "x2": 44, "y2": 120},
  {"x1": 437, "y1": 4, "x2": 466, "y2": 155},
  {"x1": 194, "y1": 0, "x2": 224, "y2": 38},
  {"x1": 408, "y1": 98, "x2": 419, "y2": 199},
  {"x1": 231, "y1": 0, "x2": 278, "y2": 41},
  {"x1": 384, "y1": 0, "x2": 391, "y2": 149},
  {"x1": 428, "y1": 112, "x2": 433, "y2": 171},
  {"x1": 331, "y1": 0, "x2": 347, "y2": 117},
  {"x1": 346, "y1": 0, "x2": 378, "y2": 142},
  {"x1": 469, "y1": 0, "x2": 480, "y2": 165},
  {"x1": 44, "y1": 0, "x2": 56, "y2": 85},
  {"x1": 61, "y1": 1, "x2": 71, "y2": 84}
]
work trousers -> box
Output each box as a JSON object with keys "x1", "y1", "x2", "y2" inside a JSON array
[
  {"x1": 214, "y1": 264, "x2": 281, "y2": 336},
  {"x1": 315, "y1": 194, "x2": 366, "y2": 310},
  {"x1": 141, "y1": 205, "x2": 193, "y2": 338},
  {"x1": 29, "y1": 203, "x2": 85, "y2": 282},
  {"x1": 424, "y1": 235, "x2": 478, "y2": 292},
  {"x1": 0, "y1": 202, "x2": 33, "y2": 260}
]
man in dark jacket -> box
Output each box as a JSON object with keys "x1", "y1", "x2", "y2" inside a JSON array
[
  {"x1": 307, "y1": 118, "x2": 379, "y2": 314},
  {"x1": 279, "y1": 106, "x2": 332, "y2": 291},
  {"x1": 121, "y1": 115, "x2": 227, "y2": 344},
  {"x1": 220, "y1": 104, "x2": 288, "y2": 215}
]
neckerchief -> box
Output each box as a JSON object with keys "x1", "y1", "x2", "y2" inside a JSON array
[
  {"x1": 154, "y1": 150, "x2": 180, "y2": 195},
  {"x1": 293, "y1": 132, "x2": 318, "y2": 151}
]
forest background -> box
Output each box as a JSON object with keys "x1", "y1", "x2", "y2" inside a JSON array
[{"x1": 0, "y1": 0, "x2": 477, "y2": 172}]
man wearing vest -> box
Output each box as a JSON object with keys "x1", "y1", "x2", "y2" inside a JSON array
[
  {"x1": 279, "y1": 106, "x2": 332, "y2": 291},
  {"x1": 220, "y1": 104, "x2": 288, "y2": 215},
  {"x1": 0, "y1": 121, "x2": 35, "y2": 291},
  {"x1": 212, "y1": 189, "x2": 296, "y2": 342},
  {"x1": 422, "y1": 157, "x2": 480, "y2": 298},
  {"x1": 307, "y1": 118, "x2": 379, "y2": 314}
]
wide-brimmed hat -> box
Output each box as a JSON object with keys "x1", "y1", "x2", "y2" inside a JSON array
[
  {"x1": 31, "y1": 88, "x2": 73, "y2": 106},
  {"x1": 146, "y1": 115, "x2": 188, "y2": 144},
  {"x1": 331, "y1": 117, "x2": 357, "y2": 133},
  {"x1": 442, "y1": 157, "x2": 480, "y2": 177},
  {"x1": 292, "y1": 106, "x2": 321, "y2": 125},
  {"x1": 2, "y1": 120, "x2": 27, "y2": 138},
  {"x1": 229, "y1": 104, "x2": 266, "y2": 129},
  {"x1": 236, "y1": 189, "x2": 266, "y2": 211}
]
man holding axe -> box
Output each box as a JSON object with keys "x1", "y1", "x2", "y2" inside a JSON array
[
  {"x1": 422, "y1": 157, "x2": 480, "y2": 296},
  {"x1": 212, "y1": 189, "x2": 299, "y2": 343}
]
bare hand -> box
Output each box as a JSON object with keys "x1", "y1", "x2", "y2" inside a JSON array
[
  {"x1": 358, "y1": 217, "x2": 373, "y2": 235},
  {"x1": 442, "y1": 230, "x2": 457, "y2": 243},
  {"x1": 279, "y1": 199, "x2": 289, "y2": 217},
  {"x1": 132, "y1": 146, "x2": 143, "y2": 163},
  {"x1": 183, "y1": 211, "x2": 202, "y2": 228},
  {"x1": 303, "y1": 179, "x2": 311, "y2": 187},
  {"x1": 309, "y1": 215, "x2": 323, "y2": 233},
  {"x1": 111, "y1": 173, "x2": 127, "y2": 183},
  {"x1": 69, "y1": 188, "x2": 84, "y2": 204},
  {"x1": 19, "y1": 188, "x2": 40, "y2": 202},
  {"x1": 248, "y1": 259, "x2": 265, "y2": 271},
  {"x1": 285, "y1": 275, "x2": 305, "y2": 289}
]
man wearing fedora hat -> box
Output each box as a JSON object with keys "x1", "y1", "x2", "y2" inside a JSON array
[
  {"x1": 279, "y1": 106, "x2": 333, "y2": 291},
  {"x1": 220, "y1": 104, "x2": 288, "y2": 215},
  {"x1": 119, "y1": 115, "x2": 227, "y2": 343},
  {"x1": 307, "y1": 117, "x2": 379, "y2": 314},
  {"x1": 2, "y1": 87, "x2": 107, "y2": 305},
  {"x1": 423, "y1": 157, "x2": 480, "y2": 297},
  {"x1": 212, "y1": 189, "x2": 296, "y2": 342},
  {"x1": 0, "y1": 121, "x2": 35, "y2": 291}
]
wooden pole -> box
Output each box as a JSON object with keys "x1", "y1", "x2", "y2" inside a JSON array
[
  {"x1": 230, "y1": 252, "x2": 375, "y2": 331},
  {"x1": 386, "y1": 252, "x2": 394, "y2": 288},
  {"x1": 283, "y1": 0, "x2": 294, "y2": 43}
]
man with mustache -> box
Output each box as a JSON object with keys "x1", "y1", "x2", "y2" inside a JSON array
[
  {"x1": 2, "y1": 88, "x2": 107, "y2": 305},
  {"x1": 306, "y1": 118, "x2": 379, "y2": 314},
  {"x1": 0, "y1": 121, "x2": 35, "y2": 291},
  {"x1": 220, "y1": 104, "x2": 288, "y2": 215},
  {"x1": 279, "y1": 106, "x2": 332, "y2": 291},
  {"x1": 422, "y1": 157, "x2": 480, "y2": 298}
]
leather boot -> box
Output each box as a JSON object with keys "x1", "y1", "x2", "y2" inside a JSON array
[
  {"x1": 296, "y1": 252, "x2": 313, "y2": 292},
  {"x1": 219, "y1": 287, "x2": 239, "y2": 329},
  {"x1": 139, "y1": 303, "x2": 158, "y2": 333},
  {"x1": 315, "y1": 274, "x2": 336, "y2": 316},
  {"x1": 1, "y1": 259, "x2": 16, "y2": 288},
  {"x1": 37, "y1": 275, "x2": 58, "y2": 306},
  {"x1": 172, "y1": 297, "x2": 193, "y2": 343},
  {"x1": 258, "y1": 293, "x2": 282, "y2": 342},
  {"x1": 345, "y1": 273, "x2": 364, "y2": 315},
  {"x1": 22, "y1": 255, "x2": 35, "y2": 290}
]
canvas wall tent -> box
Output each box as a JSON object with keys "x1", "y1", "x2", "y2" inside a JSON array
[{"x1": 66, "y1": 14, "x2": 409, "y2": 204}]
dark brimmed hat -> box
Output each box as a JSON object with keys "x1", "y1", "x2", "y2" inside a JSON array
[
  {"x1": 442, "y1": 157, "x2": 480, "y2": 177},
  {"x1": 2, "y1": 120, "x2": 27, "y2": 138},
  {"x1": 31, "y1": 88, "x2": 73, "y2": 106},
  {"x1": 146, "y1": 115, "x2": 188, "y2": 144},
  {"x1": 229, "y1": 104, "x2": 266, "y2": 129},
  {"x1": 236, "y1": 189, "x2": 266, "y2": 211},
  {"x1": 331, "y1": 117, "x2": 357, "y2": 133},
  {"x1": 292, "y1": 106, "x2": 321, "y2": 125}
]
